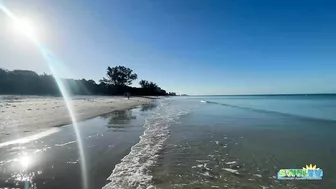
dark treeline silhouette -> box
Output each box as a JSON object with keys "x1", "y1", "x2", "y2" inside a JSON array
[{"x1": 0, "y1": 66, "x2": 177, "y2": 96}]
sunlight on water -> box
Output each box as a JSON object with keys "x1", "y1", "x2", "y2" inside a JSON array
[
  {"x1": 0, "y1": 2, "x2": 88, "y2": 189},
  {"x1": 0, "y1": 128, "x2": 59, "y2": 148},
  {"x1": 18, "y1": 155, "x2": 32, "y2": 169}
]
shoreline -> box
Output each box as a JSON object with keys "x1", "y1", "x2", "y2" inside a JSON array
[
  {"x1": 0, "y1": 103, "x2": 155, "y2": 189},
  {"x1": 0, "y1": 95, "x2": 157, "y2": 143}
]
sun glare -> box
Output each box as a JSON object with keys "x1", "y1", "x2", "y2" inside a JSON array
[
  {"x1": 12, "y1": 18, "x2": 37, "y2": 41},
  {"x1": 0, "y1": 3, "x2": 37, "y2": 41},
  {"x1": 19, "y1": 155, "x2": 32, "y2": 169}
]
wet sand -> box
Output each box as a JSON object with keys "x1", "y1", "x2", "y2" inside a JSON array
[
  {"x1": 0, "y1": 95, "x2": 153, "y2": 143},
  {"x1": 0, "y1": 103, "x2": 158, "y2": 189}
]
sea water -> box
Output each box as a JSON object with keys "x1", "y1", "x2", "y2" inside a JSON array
[
  {"x1": 3, "y1": 95, "x2": 334, "y2": 189},
  {"x1": 105, "y1": 95, "x2": 336, "y2": 189}
]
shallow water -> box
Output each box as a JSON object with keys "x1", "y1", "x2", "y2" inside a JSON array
[
  {"x1": 152, "y1": 95, "x2": 336, "y2": 189},
  {"x1": 0, "y1": 103, "x2": 157, "y2": 189}
]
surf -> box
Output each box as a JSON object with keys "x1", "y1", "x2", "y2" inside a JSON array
[{"x1": 103, "y1": 99, "x2": 193, "y2": 189}]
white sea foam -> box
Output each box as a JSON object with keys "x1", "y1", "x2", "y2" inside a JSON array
[
  {"x1": 103, "y1": 99, "x2": 193, "y2": 189},
  {"x1": 200, "y1": 171, "x2": 211, "y2": 177},
  {"x1": 196, "y1": 160, "x2": 209, "y2": 163},
  {"x1": 55, "y1": 140, "x2": 76, "y2": 147},
  {"x1": 225, "y1": 161, "x2": 237, "y2": 165},
  {"x1": 222, "y1": 168, "x2": 239, "y2": 174},
  {"x1": 253, "y1": 174, "x2": 262, "y2": 178}
]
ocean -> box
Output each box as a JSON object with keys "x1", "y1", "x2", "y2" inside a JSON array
[
  {"x1": 140, "y1": 95, "x2": 336, "y2": 189},
  {"x1": 0, "y1": 95, "x2": 335, "y2": 189}
]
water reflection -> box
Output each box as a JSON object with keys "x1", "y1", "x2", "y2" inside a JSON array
[
  {"x1": 0, "y1": 104, "x2": 156, "y2": 189},
  {"x1": 0, "y1": 128, "x2": 59, "y2": 148},
  {"x1": 140, "y1": 103, "x2": 158, "y2": 112},
  {"x1": 18, "y1": 155, "x2": 32, "y2": 169},
  {"x1": 100, "y1": 109, "x2": 137, "y2": 129},
  {"x1": 0, "y1": 151, "x2": 36, "y2": 189}
]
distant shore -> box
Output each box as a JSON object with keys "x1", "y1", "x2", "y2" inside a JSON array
[{"x1": 0, "y1": 95, "x2": 156, "y2": 143}]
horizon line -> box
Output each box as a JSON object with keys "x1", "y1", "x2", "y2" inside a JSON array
[{"x1": 187, "y1": 93, "x2": 336, "y2": 96}]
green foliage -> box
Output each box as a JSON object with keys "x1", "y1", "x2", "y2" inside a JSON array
[
  {"x1": 139, "y1": 80, "x2": 150, "y2": 88},
  {"x1": 138, "y1": 80, "x2": 166, "y2": 95},
  {"x1": 104, "y1": 66, "x2": 137, "y2": 86},
  {"x1": 139, "y1": 80, "x2": 158, "y2": 89},
  {"x1": 0, "y1": 68, "x2": 60, "y2": 95},
  {"x1": 0, "y1": 66, "x2": 178, "y2": 96}
]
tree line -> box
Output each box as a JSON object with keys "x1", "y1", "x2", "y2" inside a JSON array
[{"x1": 0, "y1": 66, "x2": 177, "y2": 96}]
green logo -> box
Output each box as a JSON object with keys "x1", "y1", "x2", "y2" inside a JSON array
[{"x1": 277, "y1": 164, "x2": 323, "y2": 180}]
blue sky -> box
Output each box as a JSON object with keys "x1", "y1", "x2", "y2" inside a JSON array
[{"x1": 0, "y1": 0, "x2": 335, "y2": 95}]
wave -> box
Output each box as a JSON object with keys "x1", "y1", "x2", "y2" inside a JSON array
[
  {"x1": 200, "y1": 100, "x2": 336, "y2": 122},
  {"x1": 103, "y1": 100, "x2": 192, "y2": 189}
]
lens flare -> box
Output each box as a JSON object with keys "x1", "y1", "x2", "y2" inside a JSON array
[
  {"x1": 40, "y1": 48, "x2": 89, "y2": 189},
  {"x1": 0, "y1": 2, "x2": 88, "y2": 189}
]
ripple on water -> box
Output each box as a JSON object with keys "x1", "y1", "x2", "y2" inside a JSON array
[{"x1": 103, "y1": 100, "x2": 194, "y2": 189}]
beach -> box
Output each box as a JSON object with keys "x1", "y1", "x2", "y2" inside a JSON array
[
  {"x1": 0, "y1": 95, "x2": 335, "y2": 189},
  {"x1": 0, "y1": 102, "x2": 158, "y2": 189},
  {"x1": 0, "y1": 95, "x2": 153, "y2": 143},
  {"x1": 0, "y1": 0, "x2": 334, "y2": 188},
  {"x1": 0, "y1": 95, "x2": 160, "y2": 189}
]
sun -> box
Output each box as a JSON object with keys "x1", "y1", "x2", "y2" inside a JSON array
[
  {"x1": 12, "y1": 18, "x2": 37, "y2": 40},
  {"x1": 1, "y1": 3, "x2": 39, "y2": 42}
]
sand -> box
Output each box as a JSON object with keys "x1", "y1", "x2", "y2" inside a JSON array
[{"x1": 0, "y1": 95, "x2": 154, "y2": 143}]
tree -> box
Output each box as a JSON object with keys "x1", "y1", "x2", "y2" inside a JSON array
[
  {"x1": 139, "y1": 80, "x2": 158, "y2": 89},
  {"x1": 139, "y1": 80, "x2": 150, "y2": 88},
  {"x1": 102, "y1": 66, "x2": 138, "y2": 87},
  {"x1": 0, "y1": 67, "x2": 171, "y2": 96},
  {"x1": 168, "y1": 92, "x2": 177, "y2": 96},
  {"x1": 148, "y1": 82, "x2": 158, "y2": 89}
]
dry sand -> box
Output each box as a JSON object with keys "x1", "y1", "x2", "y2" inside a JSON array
[{"x1": 0, "y1": 95, "x2": 154, "y2": 143}]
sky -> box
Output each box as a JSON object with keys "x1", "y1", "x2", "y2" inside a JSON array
[{"x1": 0, "y1": 0, "x2": 335, "y2": 95}]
